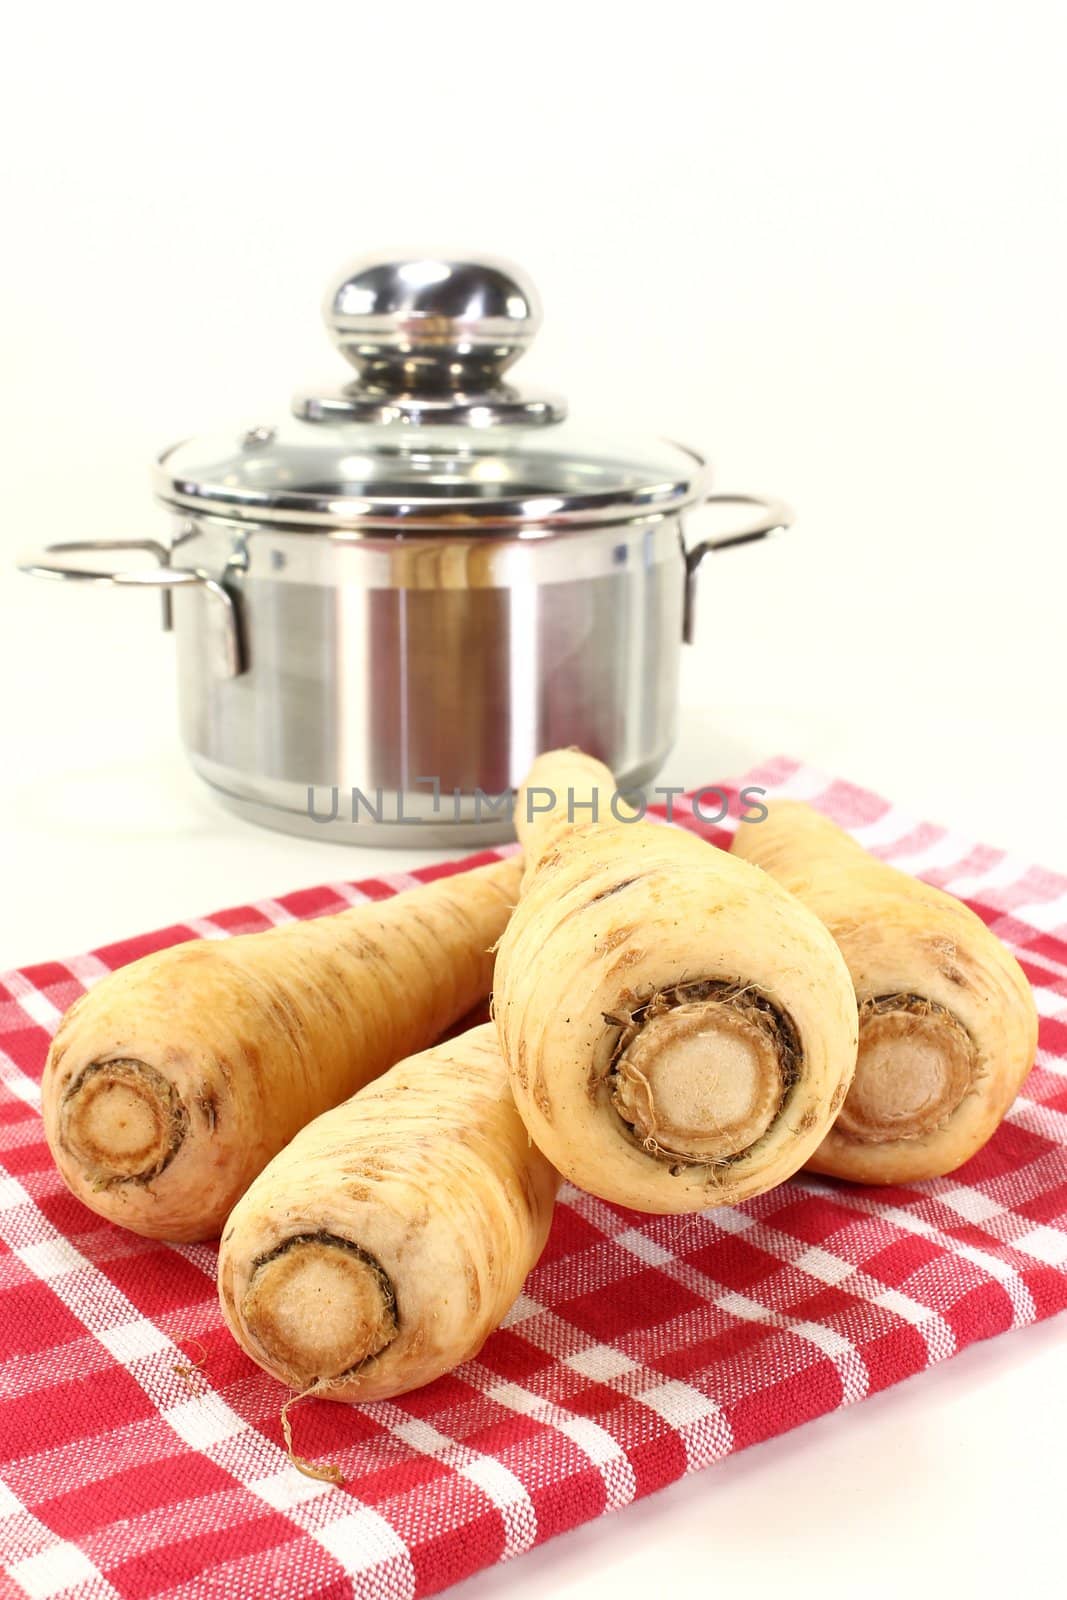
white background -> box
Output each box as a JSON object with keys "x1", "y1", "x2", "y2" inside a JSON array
[{"x1": 1, "y1": 3, "x2": 1065, "y2": 1596}]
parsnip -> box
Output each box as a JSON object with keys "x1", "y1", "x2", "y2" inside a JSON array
[
  {"x1": 43, "y1": 859, "x2": 521, "y2": 1241},
  {"x1": 732, "y1": 802, "x2": 1038, "y2": 1182},
  {"x1": 493, "y1": 750, "x2": 858, "y2": 1213},
  {"x1": 218, "y1": 1024, "x2": 558, "y2": 1402}
]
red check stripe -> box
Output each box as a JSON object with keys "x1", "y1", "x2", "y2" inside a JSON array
[{"x1": 2, "y1": 761, "x2": 1066, "y2": 1600}]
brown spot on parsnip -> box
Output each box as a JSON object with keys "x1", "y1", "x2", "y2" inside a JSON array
[
  {"x1": 515, "y1": 1039, "x2": 529, "y2": 1090},
  {"x1": 606, "y1": 948, "x2": 647, "y2": 979},
  {"x1": 197, "y1": 1087, "x2": 219, "y2": 1130},
  {"x1": 264, "y1": 994, "x2": 305, "y2": 1049},
  {"x1": 584, "y1": 876, "x2": 643, "y2": 909},
  {"x1": 238, "y1": 1038, "x2": 262, "y2": 1073}
]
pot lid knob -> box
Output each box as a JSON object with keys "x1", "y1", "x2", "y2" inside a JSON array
[
  {"x1": 324, "y1": 254, "x2": 542, "y2": 397},
  {"x1": 296, "y1": 253, "x2": 565, "y2": 425}
]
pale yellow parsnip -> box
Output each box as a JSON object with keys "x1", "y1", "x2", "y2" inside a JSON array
[
  {"x1": 495, "y1": 750, "x2": 858, "y2": 1213},
  {"x1": 731, "y1": 802, "x2": 1038, "y2": 1182},
  {"x1": 218, "y1": 1024, "x2": 559, "y2": 1402},
  {"x1": 43, "y1": 858, "x2": 522, "y2": 1241}
]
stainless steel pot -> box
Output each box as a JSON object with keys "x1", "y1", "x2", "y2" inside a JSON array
[{"x1": 19, "y1": 254, "x2": 791, "y2": 846}]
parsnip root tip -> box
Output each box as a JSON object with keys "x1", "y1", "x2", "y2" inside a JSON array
[
  {"x1": 280, "y1": 1385, "x2": 345, "y2": 1487},
  {"x1": 172, "y1": 1334, "x2": 208, "y2": 1382},
  {"x1": 242, "y1": 1234, "x2": 398, "y2": 1388},
  {"x1": 59, "y1": 1059, "x2": 188, "y2": 1185},
  {"x1": 838, "y1": 995, "x2": 977, "y2": 1144},
  {"x1": 609, "y1": 983, "x2": 799, "y2": 1166}
]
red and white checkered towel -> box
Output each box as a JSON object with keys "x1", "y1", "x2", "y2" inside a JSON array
[{"x1": 3, "y1": 758, "x2": 1066, "y2": 1600}]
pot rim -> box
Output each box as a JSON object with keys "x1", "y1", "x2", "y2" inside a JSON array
[{"x1": 152, "y1": 442, "x2": 710, "y2": 535}]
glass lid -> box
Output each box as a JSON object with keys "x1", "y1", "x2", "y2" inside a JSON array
[{"x1": 153, "y1": 255, "x2": 707, "y2": 534}]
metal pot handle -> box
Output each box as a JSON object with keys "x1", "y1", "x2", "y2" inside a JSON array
[
  {"x1": 682, "y1": 493, "x2": 793, "y2": 643},
  {"x1": 17, "y1": 539, "x2": 245, "y2": 678}
]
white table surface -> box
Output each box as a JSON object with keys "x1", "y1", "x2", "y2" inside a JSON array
[{"x1": 2, "y1": 519, "x2": 1065, "y2": 1600}]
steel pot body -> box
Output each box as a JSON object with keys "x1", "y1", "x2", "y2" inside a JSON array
[{"x1": 167, "y1": 509, "x2": 689, "y2": 845}]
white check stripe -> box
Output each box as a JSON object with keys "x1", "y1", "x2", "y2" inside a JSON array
[
  {"x1": 787, "y1": 780, "x2": 1045, "y2": 929},
  {"x1": 59, "y1": 952, "x2": 111, "y2": 990},
  {"x1": 312, "y1": 1506, "x2": 414, "y2": 1582},
  {"x1": 615, "y1": 1227, "x2": 674, "y2": 1267},
  {"x1": 1032, "y1": 984, "x2": 1067, "y2": 1019},
  {"x1": 95, "y1": 1317, "x2": 174, "y2": 1365},
  {"x1": 934, "y1": 1186, "x2": 1005, "y2": 1224},
  {"x1": 482, "y1": 1378, "x2": 639, "y2": 1514},
  {"x1": 498, "y1": 1226, "x2": 747, "y2": 1455},
  {"x1": 939, "y1": 851, "x2": 1032, "y2": 900},
  {"x1": 1013, "y1": 1225, "x2": 1067, "y2": 1266},
  {"x1": 639, "y1": 1379, "x2": 733, "y2": 1469},
  {"x1": 0, "y1": 1478, "x2": 24, "y2": 1516},
  {"x1": 0, "y1": 971, "x2": 63, "y2": 1033},
  {"x1": 1011, "y1": 889, "x2": 1067, "y2": 933},
  {"x1": 793, "y1": 1244, "x2": 855, "y2": 1284},
  {"x1": 7, "y1": 1537, "x2": 106, "y2": 1600},
  {"x1": 715, "y1": 1288, "x2": 870, "y2": 1404},
  {"x1": 1028, "y1": 945, "x2": 1067, "y2": 985},
  {"x1": 321, "y1": 881, "x2": 373, "y2": 908},
  {"x1": 164, "y1": 1393, "x2": 250, "y2": 1452},
  {"x1": 870, "y1": 1288, "x2": 956, "y2": 1360},
  {"x1": 379, "y1": 1409, "x2": 537, "y2": 1562},
  {"x1": 245, "y1": 1467, "x2": 335, "y2": 1512},
  {"x1": 1036, "y1": 1048, "x2": 1067, "y2": 1080},
  {"x1": 1008, "y1": 1095, "x2": 1067, "y2": 1146},
  {"x1": 0, "y1": 1494, "x2": 121, "y2": 1600},
  {"x1": 852, "y1": 808, "x2": 922, "y2": 850},
  {"x1": 612, "y1": 1189, "x2": 956, "y2": 1370},
  {"x1": 6, "y1": 1114, "x2": 554, "y2": 1586},
  {"x1": 15, "y1": 1237, "x2": 84, "y2": 1280},
  {"x1": 460, "y1": 1458, "x2": 538, "y2": 1561},
  {"x1": 499, "y1": 1290, "x2": 544, "y2": 1328},
  {"x1": 889, "y1": 831, "x2": 977, "y2": 877},
  {"x1": 793, "y1": 1180, "x2": 1038, "y2": 1328},
  {"x1": 183, "y1": 918, "x2": 230, "y2": 941},
  {"x1": 919, "y1": 1151, "x2": 1067, "y2": 1259},
  {"x1": 0, "y1": 1062, "x2": 40, "y2": 1109},
  {"x1": 379, "y1": 871, "x2": 424, "y2": 895},
  {"x1": 769, "y1": 765, "x2": 835, "y2": 803},
  {"x1": 252, "y1": 899, "x2": 298, "y2": 927},
  {"x1": 583, "y1": 1191, "x2": 875, "y2": 1401},
  {"x1": 564, "y1": 1343, "x2": 638, "y2": 1383}
]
